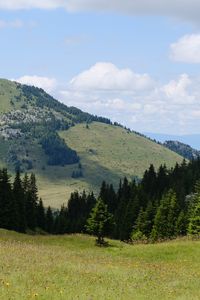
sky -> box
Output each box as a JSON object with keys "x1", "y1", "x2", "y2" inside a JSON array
[{"x1": 1, "y1": 1, "x2": 200, "y2": 135}]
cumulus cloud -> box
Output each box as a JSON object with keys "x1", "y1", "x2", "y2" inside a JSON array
[
  {"x1": 13, "y1": 66, "x2": 200, "y2": 134},
  {"x1": 14, "y1": 75, "x2": 57, "y2": 93},
  {"x1": 69, "y1": 62, "x2": 154, "y2": 92},
  {"x1": 0, "y1": 0, "x2": 200, "y2": 23},
  {"x1": 59, "y1": 64, "x2": 200, "y2": 134},
  {"x1": 162, "y1": 74, "x2": 195, "y2": 103},
  {"x1": 170, "y1": 34, "x2": 200, "y2": 63}
]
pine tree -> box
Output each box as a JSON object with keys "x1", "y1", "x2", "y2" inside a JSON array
[
  {"x1": 176, "y1": 210, "x2": 187, "y2": 236},
  {"x1": 141, "y1": 164, "x2": 157, "y2": 198},
  {"x1": 25, "y1": 174, "x2": 38, "y2": 230},
  {"x1": 55, "y1": 205, "x2": 68, "y2": 234},
  {"x1": 187, "y1": 181, "x2": 200, "y2": 236},
  {"x1": 131, "y1": 208, "x2": 148, "y2": 241},
  {"x1": 37, "y1": 199, "x2": 46, "y2": 231},
  {"x1": 115, "y1": 178, "x2": 131, "y2": 240},
  {"x1": 46, "y1": 206, "x2": 54, "y2": 233},
  {"x1": 0, "y1": 169, "x2": 18, "y2": 230},
  {"x1": 13, "y1": 171, "x2": 26, "y2": 232},
  {"x1": 99, "y1": 182, "x2": 117, "y2": 214},
  {"x1": 151, "y1": 190, "x2": 178, "y2": 240},
  {"x1": 86, "y1": 198, "x2": 114, "y2": 245}
]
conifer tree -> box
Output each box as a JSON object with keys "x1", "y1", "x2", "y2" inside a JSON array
[
  {"x1": 25, "y1": 174, "x2": 38, "y2": 230},
  {"x1": 187, "y1": 180, "x2": 200, "y2": 236},
  {"x1": 37, "y1": 199, "x2": 46, "y2": 231},
  {"x1": 46, "y1": 206, "x2": 54, "y2": 233},
  {"x1": 115, "y1": 178, "x2": 131, "y2": 240},
  {"x1": 141, "y1": 164, "x2": 157, "y2": 198},
  {"x1": 55, "y1": 205, "x2": 68, "y2": 234},
  {"x1": 176, "y1": 210, "x2": 187, "y2": 236},
  {"x1": 13, "y1": 171, "x2": 26, "y2": 232},
  {"x1": 131, "y1": 208, "x2": 147, "y2": 241},
  {"x1": 0, "y1": 169, "x2": 18, "y2": 230},
  {"x1": 86, "y1": 198, "x2": 114, "y2": 245},
  {"x1": 151, "y1": 190, "x2": 178, "y2": 240}
]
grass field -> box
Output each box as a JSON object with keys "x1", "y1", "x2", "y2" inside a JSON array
[
  {"x1": 0, "y1": 229, "x2": 200, "y2": 300},
  {"x1": 0, "y1": 122, "x2": 183, "y2": 209}
]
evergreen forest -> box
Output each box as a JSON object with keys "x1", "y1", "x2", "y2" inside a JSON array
[{"x1": 2, "y1": 158, "x2": 200, "y2": 244}]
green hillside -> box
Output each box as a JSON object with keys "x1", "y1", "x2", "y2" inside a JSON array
[
  {"x1": 0, "y1": 229, "x2": 200, "y2": 300},
  {"x1": 0, "y1": 79, "x2": 183, "y2": 207}
]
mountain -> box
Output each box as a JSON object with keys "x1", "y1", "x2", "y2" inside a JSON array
[
  {"x1": 0, "y1": 79, "x2": 183, "y2": 207},
  {"x1": 144, "y1": 132, "x2": 200, "y2": 150},
  {"x1": 163, "y1": 140, "x2": 200, "y2": 160}
]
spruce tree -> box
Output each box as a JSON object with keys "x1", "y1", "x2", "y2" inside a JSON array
[
  {"x1": 151, "y1": 190, "x2": 178, "y2": 240},
  {"x1": 55, "y1": 205, "x2": 68, "y2": 234},
  {"x1": 131, "y1": 208, "x2": 148, "y2": 241},
  {"x1": 46, "y1": 206, "x2": 54, "y2": 233},
  {"x1": 86, "y1": 198, "x2": 114, "y2": 245},
  {"x1": 176, "y1": 211, "x2": 187, "y2": 236},
  {"x1": 115, "y1": 178, "x2": 131, "y2": 240},
  {"x1": 37, "y1": 199, "x2": 46, "y2": 231},
  {"x1": 0, "y1": 169, "x2": 18, "y2": 230},
  {"x1": 187, "y1": 180, "x2": 200, "y2": 236},
  {"x1": 25, "y1": 174, "x2": 38, "y2": 230},
  {"x1": 13, "y1": 171, "x2": 26, "y2": 232}
]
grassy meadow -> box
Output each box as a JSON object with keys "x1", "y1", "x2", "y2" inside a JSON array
[
  {"x1": 0, "y1": 122, "x2": 183, "y2": 209},
  {"x1": 0, "y1": 229, "x2": 200, "y2": 299}
]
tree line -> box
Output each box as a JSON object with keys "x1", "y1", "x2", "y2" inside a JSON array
[
  {"x1": 2, "y1": 158, "x2": 200, "y2": 244},
  {"x1": 0, "y1": 170, "x2": 52, "y2": 233},
  {"x1": 60, "y1": 158, "x2": 200, "y2": 243}
]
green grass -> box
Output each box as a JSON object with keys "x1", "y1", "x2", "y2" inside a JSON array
[
  {"x1": 0, "y1": 230, "x2": 200, "y2": 299},
  {"x1": 31, "y1": 123, "x2": 183, "y2": 208},
  {"x1": 0, "y1": 79, "x2": 26, "y2": 112},
  {"x1": 0, "y1": 122, "x2": 183, "y2": 208},
  {"x1": 60, "y1": 123, "x2": 183, "y2": 179}
]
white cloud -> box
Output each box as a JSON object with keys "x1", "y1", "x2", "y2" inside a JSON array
[
  {"x1": 0, "y1": 0, "x2": 61, "y2": 10},
  {"x1": 0, "y1": 0, "x2": 200, "y2": 23},
  {"x1": 13, "y1": 67, "x2": 200, "y2": 135},
  {"x1": 170, "y1": 34, "x2": 200, "y2": 63},
  {"x1": 59, "y1": 64, "x2": 200, "y2": 134},
  {"x1": 14, "y1": 75, "x2": 57, "y2": 93},
  {"x1": 69, "y1": 62, "x2": 154, "y2": 92},
  {"x1": 162, "y1": 74, "x2": 195, "y2": 103}
]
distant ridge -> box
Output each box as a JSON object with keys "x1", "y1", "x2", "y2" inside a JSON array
[
  {"x1": 164, "y1": 140, "x2": 200, "y2": 161},
  {"x1": 144, "y1": 132, "x2": 200, "y2": 150}
]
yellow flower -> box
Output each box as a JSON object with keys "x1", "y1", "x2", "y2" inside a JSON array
[{"x1": 33, "y1": 293, "x2": 39, "y2": 297}]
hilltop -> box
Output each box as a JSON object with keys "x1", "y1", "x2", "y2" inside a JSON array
[{"x1": 0, "y1": 79, "x2": 183, "y2": 207}]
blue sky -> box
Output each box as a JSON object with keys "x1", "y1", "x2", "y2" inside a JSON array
[{"x1": 1, "y1": 1, "x2": 200, "y2": 135}]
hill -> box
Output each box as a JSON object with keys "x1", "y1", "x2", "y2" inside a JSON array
[
  {"x1": 0, "y1": 229, "x2": 200, "y2": 300},
  {"x1": 0, "y1": 79, "x2": 183, "y2": 207},
  {"x1": 164, "y1": 140, "x2": 200, "y2": 160},
  {"x1": 145, "y1": 132, "x2": 200, "y2": 150}
]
